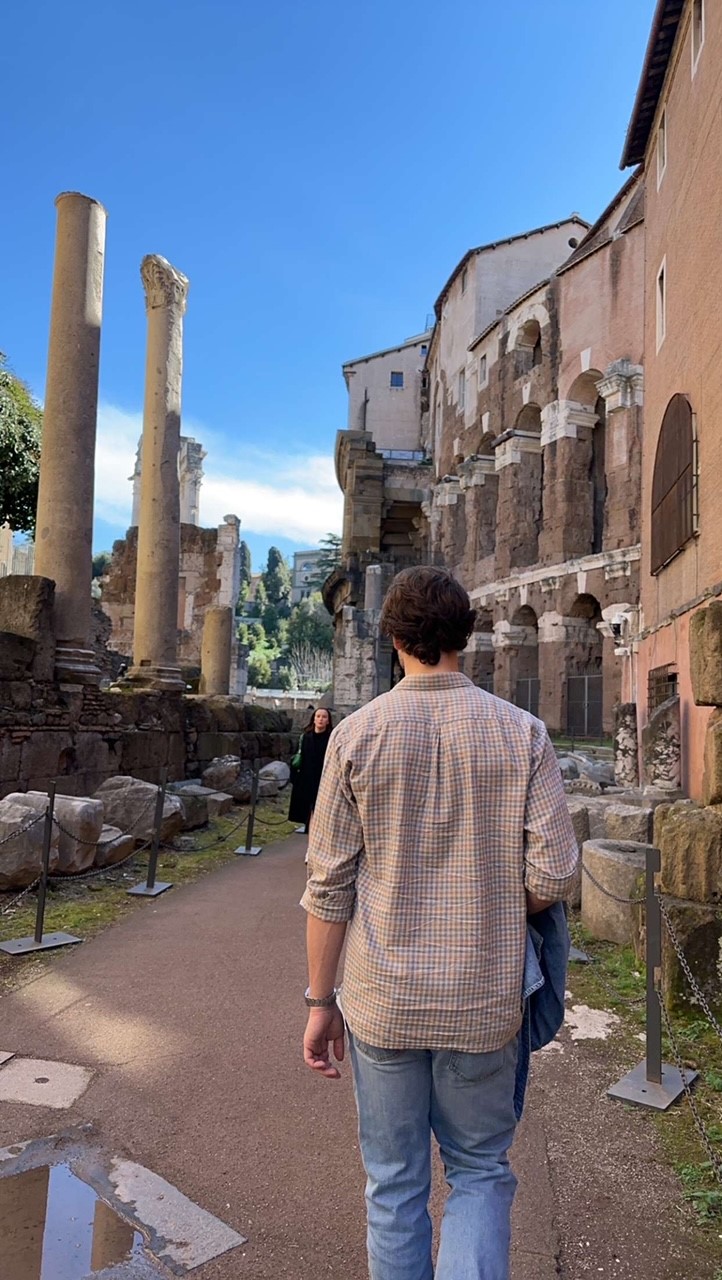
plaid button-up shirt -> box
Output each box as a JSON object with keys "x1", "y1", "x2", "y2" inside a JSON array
[{"x1": 301, "y1": 672, "x2": 578, "y2": 1053}]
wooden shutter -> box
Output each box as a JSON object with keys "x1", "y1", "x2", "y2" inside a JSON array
[{"x1": 651, "y1": 394, "x2": 695, "y2": 574}]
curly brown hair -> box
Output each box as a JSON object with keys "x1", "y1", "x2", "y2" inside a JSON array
[{"x1": 379, "y1": 566, "x2": 476, "y2": 666}]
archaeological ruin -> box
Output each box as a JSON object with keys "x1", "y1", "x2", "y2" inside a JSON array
[
  {"x1": 0, "y1": 193, "x2": 293, "y2": 844},
  {"x1": 328, "y1": 181, "x2": 644, "y2": 757}
]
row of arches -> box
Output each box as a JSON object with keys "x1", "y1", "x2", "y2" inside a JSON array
[{"x1": 468, "y1": 594, "x2": 605, "y2": 737}]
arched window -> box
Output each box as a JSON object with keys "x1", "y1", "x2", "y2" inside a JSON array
[{"x1": 651, "y1": 395, "x2": 696, "y2": 574}]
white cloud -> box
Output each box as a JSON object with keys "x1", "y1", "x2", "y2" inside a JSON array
[{"x1": 94, "y1": 402, "x2": 343, "y2": 546}]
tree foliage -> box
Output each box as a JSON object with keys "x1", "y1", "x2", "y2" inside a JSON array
[
  {"x1": 262, "y1": 546, "x2": 292, "y2": 609},
  {"x1": 236, "y1": 540, "x2": 253, "y2": 610},
  {"x1": 286, "y1": 593, "x2": 333, "y2": 654},
  {"x1": 92, "y1": 550, "x2": 112, "y2": 579},
  {"x1": 308, "y1": 533, "x2": 342, "y2": 592},
  {"x1": 0, "y1": 355, "x2": 43, "y2": 533},
  {"x1": 247, "y1": 647, "x2": 273, "y2": 688}
]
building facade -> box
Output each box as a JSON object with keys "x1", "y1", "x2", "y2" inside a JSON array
[
  {"x1": 291, "y1": 550, "x2": 324, "y2": 604},
  {"x1": 622, "y1": 0, "x2": 721, "y2": 799},
  {"x1": 329, "y1": 205, "x2": 646, "y2": 739}
]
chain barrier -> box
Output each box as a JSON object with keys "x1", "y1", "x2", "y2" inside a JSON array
[
  {"x1": 0, "y1": 813, "x2": 46, "y2": 848},
  {"x1": 51, "y1": 792, "x2": 159, "y2": 849},
  {"x1": 659, "y1": 898, "x2": 722, "y2": 1048},
  {"x1": 580, "y1": 860, "x2": 645, "y2": 905},
  {"x1": 47, "y1": 839, "x2": 152, "y2": 884},
  {"x1": 165, "y1": 811, "x2": 250, "y2": 854},
  {"x1": 657, "y1": 991, "x2": 722, "y2": 1184},
  {"x1": 0, "y1": 878, "x2": 41, "y2": 918}
]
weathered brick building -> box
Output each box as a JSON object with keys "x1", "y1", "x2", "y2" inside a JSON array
[
  {"x1": 328, "y1": 197, "x2": 645, "y2": 736},
  {"x1": 621, "y1": 0, "x2": 722, "y2": 800}
]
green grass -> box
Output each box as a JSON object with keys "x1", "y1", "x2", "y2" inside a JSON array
[
  {"x1": 0, "y1": 797, "x2": 298, "y2": 992},
  {"x1": 567, "y1": 912, "x2": 722, "y2": 1251}
]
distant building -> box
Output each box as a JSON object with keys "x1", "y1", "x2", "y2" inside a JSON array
[
  {"x1": 342, "y1": 330, "x2": 433, "y2": 454},
  {"x1": 292, "y1": 550, "x2": 324, "y2": 603},
  {"x1": 0, "y1": 524, "x2": 35, "y2": 577}
]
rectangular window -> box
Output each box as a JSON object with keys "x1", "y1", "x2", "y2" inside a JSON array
[
  {"x1": 692, "y1": 0, "x2": 705, "y2": 73},
  {"x1": 461, "y1": 267, "x2": 468, "y2": 295},
  {"x1": 390, "y1": 371, "x2": 404, "y2": 389},
  {"x1": 656, "y1": 259, "x2": 666, "y2": 351},
  {"x1": 478, "y1": 354, "x2": 488, "y2": 387},
  {"x1": 458, "y1": 370, "x2": 466, "y2": 409},
  {"x1": 648, "y1": 664, "x2": 678, "y2": 712},
  {"x1": 656, "y1": 110, "x2": 667, "y2": 187},
  {"x1": 420, "y1": 344, "x2": 428, "y2": 357}
]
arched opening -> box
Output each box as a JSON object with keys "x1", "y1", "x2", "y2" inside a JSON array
[
  {"x1": 591, "y1": 396, "x2": 607, "y2": 554},
  {"x1": 566, "y1": 594, "x2": 603, "y2": 738},
  {"x1": 515, "y1": 404, "x2": 542, "y2": 434},
  {"x1": 510, "y1": 605, "x2": 539, "y2": 715},
  {"x1": 567, "y1": 370, "x2": 603, "y2": 407},
  {"x1": 515, "y1": 319, "x2": 542, "y2": 376},
  {"x1": 468, "y1": 609, "x2": 494, "y2": 692},
  {"x1": 651, "y1": 394, "x2": 695, "y2": 573}
]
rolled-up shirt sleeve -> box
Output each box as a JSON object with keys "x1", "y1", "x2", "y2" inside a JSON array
[
  {"x1": 523, "y1": 727, "x2": 579, "y2": 901},
  {"x1": 300, "y1": 730, "x2": 363, "y2": 923}
]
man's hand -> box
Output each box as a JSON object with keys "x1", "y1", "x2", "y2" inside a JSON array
[{"x1": 303, "y1": 1005, "x2": 345, "y2": 1080}]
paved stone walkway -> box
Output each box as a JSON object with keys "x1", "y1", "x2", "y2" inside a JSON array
[{"x1": 0, "y1": 834, "x2": 714, "y2": 1278}]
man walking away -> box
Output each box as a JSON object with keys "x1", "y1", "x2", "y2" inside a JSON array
[{"x1": 301, "y1": 566, "x2": 578, "y2": 1280}]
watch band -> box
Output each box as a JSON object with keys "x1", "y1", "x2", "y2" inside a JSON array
[{"x1": 304, "y1": 987, "x2": 337, "y2": 1008}]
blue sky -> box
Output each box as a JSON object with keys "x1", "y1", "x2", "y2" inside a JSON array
[{"x1": 1, "y1": 0, "x2": 655, "y2": 571}]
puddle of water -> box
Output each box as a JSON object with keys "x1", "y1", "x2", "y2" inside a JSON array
[{"x1": 0, "y1": 1163, "x2": 148, "y2": 1278}]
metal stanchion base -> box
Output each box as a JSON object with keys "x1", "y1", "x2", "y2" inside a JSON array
[
  {"x1": 569, "y1": 944, "x2": 591, "y2": 964},
  {"x1": 127, "y1": 881, "x2": 173, "y2": 898},
  {"x1": 234, "y1": 846, "x2": 263, "y2": 857},
  {"x1": 608, "y1": 1060, "x2": 698, "y2": 1110},
  {"x1": 0, "y1": 931, "x2": 82, "y2": 956}
]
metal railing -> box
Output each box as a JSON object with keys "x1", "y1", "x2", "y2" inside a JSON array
[
  {"x1": 0, "y1": 760, "x2": 289, "y2": 955},
  {"x1": 573, "y1": 846, "x2": 721, "y2": 1185}
]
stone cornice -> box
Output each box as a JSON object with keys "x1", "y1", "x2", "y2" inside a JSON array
[
  {"x1": 141, "y1": 254, "x2": 189, "y2": 313},
  {"x1": 469, "y1": 545, "x2": 641, "y2": 606}
]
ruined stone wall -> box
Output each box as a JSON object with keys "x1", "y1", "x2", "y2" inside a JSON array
[
  {"x1": 0, "y1": 680, "x2": 294, "y2": 800},
  {"x1": 101, "y1": 522, "x2": 235, "y2": 669}
]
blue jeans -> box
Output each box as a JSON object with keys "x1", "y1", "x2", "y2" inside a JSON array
[{"x1": 348, "y1": 1031, "x2": 518, "y2": 1280}]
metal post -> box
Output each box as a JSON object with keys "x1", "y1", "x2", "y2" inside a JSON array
[
  {"x1": 128, "y1": 769, "x2": 173, "y2": 897},
  {"x1": 645, "y1": 847, "x2": 663, "y2": 1085},
  {"x1": 0, "y1": 782, "x2": 81, "y2": 955},
  {"x1": 235, "y1": 759, "x2": 262, "y2": 856},
  {"x1": 608, "y1": 846, "x2": 695, "y2": 1110}
]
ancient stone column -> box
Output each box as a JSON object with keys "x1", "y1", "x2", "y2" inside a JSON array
[
  {"x1": 200, "y1": 606, "x2": 233, "y2": 695},
  {"x1": 128, "y1": 255, "x2": 189, "y2": 691},
  {"x1": 34, "y1": 192, "x2": 107, "y2": 683}
]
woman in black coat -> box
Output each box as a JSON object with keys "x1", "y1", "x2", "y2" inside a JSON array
[{"x1": 288, "y1": 707, "x2": 333, "y2": 834}]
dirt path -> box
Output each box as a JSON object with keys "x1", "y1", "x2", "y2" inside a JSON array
[{"x1": 0, "y1": 834, "x2": 712, "y2": 1278}]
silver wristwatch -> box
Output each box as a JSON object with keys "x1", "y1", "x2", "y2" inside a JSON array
[{"x1": 304, "y1": 987, "x2": 337, "y2": 1008}]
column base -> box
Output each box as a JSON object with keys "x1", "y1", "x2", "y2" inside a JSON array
[
  {"x1": 126, "y1": 662, "x2": 186, "y2": 692},
  {"x1": 55, "y1": 645, "x2": 102, "y2": 685}
]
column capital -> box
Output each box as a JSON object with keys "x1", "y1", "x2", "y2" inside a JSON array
[
  {"x1": 141, "y1": 254, "x2": 189, "y2": 313},
  {"x1": 595, "y1": 360, "x2": 644, "y2": 413},
  {"x1": 541, "y1": 400, "x2": 598, "y2": 446}
]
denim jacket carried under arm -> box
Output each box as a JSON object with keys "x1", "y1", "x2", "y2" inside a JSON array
[{"x1": 514, "y1": 901, "x2": 570, "y2": 1120}]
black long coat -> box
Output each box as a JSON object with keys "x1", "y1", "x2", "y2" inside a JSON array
[{"x1": 288, "y1": 730, "x2": 331, "y2": 826}]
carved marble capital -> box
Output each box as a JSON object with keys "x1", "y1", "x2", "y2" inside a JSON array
[
  {"x1": 541, "y1": 400, "x2": 598, "y2": 447},
  {"x1": 596, "y1": 360, "x2": 644, "y2": 414},
  {"x1": 141, "y1": 254, "x2": 189, "y2": 313}
]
